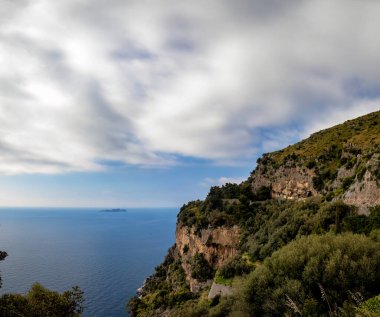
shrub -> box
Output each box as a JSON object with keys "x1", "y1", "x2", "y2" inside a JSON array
[
  {"x1": 190, "y1": 253, "x2": 214, "y2": 282},
  {"x1": 306, "y1": 160, "x2": 316, "y2": 169},
  {"x1": 244, "y1": 233, "x2": 380, "y2": 316},
  {"x1": 0, "y1": 283, "x2": 84, "y2": 317},
  {"x1": 356, "y1": 294, "x2": 380, "y2": 317},
  {"x1": 218, "y1": 256, "x2": 252, "y2": 279},
  {"x1": 312, "y1": 175, "x2": 324, "y2": 191},
  {"x1": 253, "y1": 186, "x2": 272, "y2": 201},
  {"x1": 342, "y1": 176, "x2": 355, "y2": 191}
]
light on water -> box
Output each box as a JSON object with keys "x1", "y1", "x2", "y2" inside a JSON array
[{"x1": 0, "y1": 208, "x2": 177, "y2": 317}]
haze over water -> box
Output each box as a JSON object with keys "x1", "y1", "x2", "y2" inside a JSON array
[{"x1": 0, "y1": 208, "x2": 177, "y2": 317}]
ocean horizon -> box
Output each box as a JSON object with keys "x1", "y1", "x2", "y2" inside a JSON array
[{"x1": 0, "y1": 207, "x2": 178, "y2": 316}]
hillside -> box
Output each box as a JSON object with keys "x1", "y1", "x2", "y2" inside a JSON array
[
  {"x1": 271, "y1": 111, "x2": 380, "y2": 163},
  {"x1": 252, "y1": 111, "x2": 380, "y2": 214},
  {"x1": 128, "y1": 111, "x2": 380, "y2": 317}
]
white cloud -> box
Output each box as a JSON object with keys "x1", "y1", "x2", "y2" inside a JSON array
[
  {"x1": 0, "y1": 0, "x2": 380, "y2": 174},
  {"x1": 200, "y1": 177, "x2": 246, "y2": 188}
]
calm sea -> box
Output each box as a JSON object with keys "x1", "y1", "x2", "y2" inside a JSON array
[{"x1": 0, "y1": 208, "x2": 177, "y2": 316}]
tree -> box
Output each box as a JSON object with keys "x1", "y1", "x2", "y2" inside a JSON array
[{"x1": 0, "y1": 283, "x2": 84, "y2": 317}]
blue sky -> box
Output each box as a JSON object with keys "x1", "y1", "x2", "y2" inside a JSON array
[{"x1": 0, "y1": 0, "x2": 379, "y2": 207}]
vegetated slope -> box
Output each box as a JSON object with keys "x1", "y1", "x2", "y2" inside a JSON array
[
  {"x1": 129, "y1": 110, "x2": 380, "y2": 317},
  {"x1": 251, "y1": 111, "x2": 380, "y2": 213},
  {"x1": 271, "y1": 110, "x2": 380, "y2": 163}
]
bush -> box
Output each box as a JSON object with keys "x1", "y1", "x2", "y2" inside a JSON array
[
  {"x1": 190, "y1": 253, "x2": 214, "y2": 282},
  {"x1": 253, "y1": 186, "x2": 272, "y2": 201},
  {"x1": 356, "y1": 294, "x2": 380, "y2": 317},
  {"x1": 0, "y1": 283, "x2": 84, "y2": 317},
  {"x1": 244, "y1": 233, "x2": 380, "y2": 316},
  {"x1": 312, "y1": 175, "x2": 324, "y2": 191},
  {"x1": 218, "y1": 256, "x2": 252, "y2": 279},
  {"x1": 342, "y1": 176, "x2": 355, "y2": 191}
]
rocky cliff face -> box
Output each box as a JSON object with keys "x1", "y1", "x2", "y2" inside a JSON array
[
  {"x1": 342, "y1": 153, "x2": 380, "y2": 213},
  {"x1": 175, "y1": 224, "x2": 239, "y2": 292},
  {"x1": 251, "y1": 151, "x2": 379, "y2": 214},
  {"x1": 252, "y1": 163, "x2": 317, "y2": 200}
]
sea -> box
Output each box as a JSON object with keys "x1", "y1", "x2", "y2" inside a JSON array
[{"x1": 0, "y1": 207, "x2": 178, "y2": 316}]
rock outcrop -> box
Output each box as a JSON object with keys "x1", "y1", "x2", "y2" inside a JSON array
[
  {"x1": 343, "y1": 154, "x2": 380, "y2": 214},
  {"x1": 176, "y1": 224, "x2": 239, "y2": 292},
  {"x1": 252, "y1": 164, "x2": 317, "y2": 200},
  {"x1": 251, "y1": 151, "x2": 380, "y2": 214}
]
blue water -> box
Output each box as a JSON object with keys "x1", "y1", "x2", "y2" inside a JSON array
[{"x1": 0, "y1": 208, "x2": 177, "y2": 316}]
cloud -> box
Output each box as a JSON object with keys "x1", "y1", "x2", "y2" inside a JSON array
[
  {"x1": 200, "y1": 177, "x2": 246, "y2": 188},
  {"x1": 0, "y1": 0, "x2": 380, "y2": 174}
]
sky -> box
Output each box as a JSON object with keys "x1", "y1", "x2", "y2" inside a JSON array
[{"x1": 0, "y1": 0, "x2": 380, "y2": 208}]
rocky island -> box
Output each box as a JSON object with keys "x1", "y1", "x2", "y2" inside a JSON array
[{"x1": 128, "y1": 111, "x2": 380, "y2": 317}]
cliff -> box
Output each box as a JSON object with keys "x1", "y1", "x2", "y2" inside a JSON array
[
  {"x1": 129, "y1": 111, "x2": 380, "y2": 317},
  {"x1": 176, "y1": 224, "x2": 239, "y2": 292}
]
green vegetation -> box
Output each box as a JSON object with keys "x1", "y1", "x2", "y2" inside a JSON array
[
  {"x1": 190, "y1": 253, "x2": 214, "y2": 282},
  {"x1": 167, "y1": 233, "x2": 380, "y2": 317},
  {"x1": 132, "y1": 198, "x2": 380, "y2": 316},
  {"x1": 213, "y1": 274, "x2": 232, "y2": 286},
  {"x1": 177, "y1": 180, "x2": 254, "y2": 230},
  {"x1": 129, "y1": 111, "x2": 380, "y2": 317},
  {"x1": 0, "y1": 240, "x2": 83, "y2": 316},
  {"x1": 258, "y1": 111, "x2": 380, "y2": 196},
  {"x1": 244, "y1": 233, "x2": 380, "y2": 316},
  {"x1": 356, "y1": 294, "x2": 380, "y2": 317},
  {"x1": 0, "y1": 283, "x2": 84, "y2": 317},
  {"x1": 128, "y1": 247, "x2": 195, "y2": 317},
  {"x1": 270, "y1": 111, "x2": 380, "y2": 164},
  {"x1": 217, "y1": 254, "x2": 253, "y2": 280}
]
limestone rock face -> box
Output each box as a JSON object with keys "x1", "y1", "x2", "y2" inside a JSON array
[
  {"x1": 343, "y1": 154, "x2": 380, "y2": 214},
  {"x1": 251, "y1": 153, "x2": 380, "y2": 214},
  {"x1": 252, "y1": 163, "x2": 318, "y2": 200},
  {"x1": 175, "y1": 224, "x2": 239, "y2": 292}
]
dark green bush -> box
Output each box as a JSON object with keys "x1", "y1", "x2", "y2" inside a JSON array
[
  {"x1": 342, "y1": 176, "x2": 355, "y2": 190},
  {"x1": 306, "y1": 160, "x2": 316, "y2": 169},
  {"x1": 312, "y1": 175, "x2": 324, "y2": 191},
  {"x1": 190, "y1": 253, "x2": 214, "y2": 282},
  {"x1": 253, "y1": 186, "x2": 272, "y2": 201},
  {"x1": 218, "y1": 256, "x2": 251, "y2": 279},
  {"x1": 245, "y1": 233, "x2": 380, "y2": 317},
  {"x1": 0, "y1": 283, "x2": 84, "y2": 317}
]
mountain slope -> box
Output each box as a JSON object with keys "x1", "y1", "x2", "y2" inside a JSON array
[
  {"x1": 252, "y1": 111, "x2": 380, "y2": 213},
  {"x1": 129, "y1": 110, "x2": 380, "y2": 317}
]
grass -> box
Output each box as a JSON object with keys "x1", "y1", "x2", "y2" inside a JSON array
[
  {"x1": 214, "y1": 274, "x2": 233, "y2": 286},
  {"x1": 269, "y1": 110, "x2": 380, "y2": 164}
]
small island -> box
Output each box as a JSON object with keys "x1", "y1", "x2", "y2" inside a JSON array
[{"x1": 100, "y1": 208, "x2": 127, "y2": 212}]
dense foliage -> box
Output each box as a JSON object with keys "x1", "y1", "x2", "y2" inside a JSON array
[
  {"x1": 0, "y1": 283, "x2": 84, "y2": 317},
  {"x1": 190, "y1": 253, "x2": 214, "y2": 282},
  {"x1": 356, "y1": 294, "x2": 380, "y2": 317},
  {"x1": 132, "y1": 199, "x2": 380, "y2": 316},
  {"x1": 128, "y1": 247, "x2": 195, "y2": 317},
  {"x1": 244, "y1": 233, "x2": 380, "y2": 316}
]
